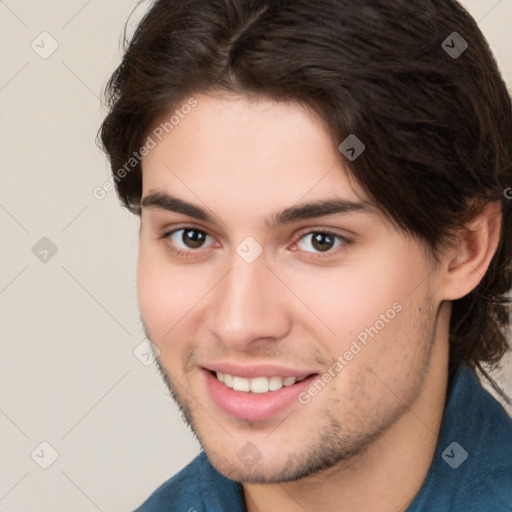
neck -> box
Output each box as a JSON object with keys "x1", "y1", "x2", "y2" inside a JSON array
[{"x1": 243, "y1": 314, "x2": 450, "y2": 512}]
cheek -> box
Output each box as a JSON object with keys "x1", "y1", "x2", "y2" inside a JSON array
[
  {"x1": 285, "y1": 247, "x2": 428, "y2": 375},
  {"x1": 137, "y1": 242, "x2": 191, "y2": 340},
  {"x1": 136, "y1": 238, "x2": 220, "y2": 348},
  {"x1": 288, "y1": 264, "x2": 408, "y2": 341}
]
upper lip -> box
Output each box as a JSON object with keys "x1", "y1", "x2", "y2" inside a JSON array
[{"x1": 202, "y1": 362, "x2": 317, "y2": 379}]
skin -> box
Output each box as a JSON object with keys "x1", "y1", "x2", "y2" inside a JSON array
[{"x1": 137, "y1": 91, "x2": 501, "y2": 512}]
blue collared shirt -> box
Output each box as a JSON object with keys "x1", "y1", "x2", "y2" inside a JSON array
[{"x1": 134, "y1": 364, "x2": 512, "y2": 511}]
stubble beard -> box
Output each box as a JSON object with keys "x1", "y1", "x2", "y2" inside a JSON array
[{"x1": 144, "y1": 295, "x2": 438, "y2": 484}]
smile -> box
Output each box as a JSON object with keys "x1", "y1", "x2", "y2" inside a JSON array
[{"x1": 214, "y1": 371, "x2": 307, "y2": 393}]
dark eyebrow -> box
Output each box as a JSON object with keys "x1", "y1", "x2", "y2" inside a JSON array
[
  {"x1": 142, "y1": 192, "x2": 214, "y2": 223},
  {"x1": 141, "y1": 191, "x2": 372, "y2": 229}
]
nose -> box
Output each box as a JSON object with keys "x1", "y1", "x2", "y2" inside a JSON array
[{"x1": 205, "y1": 253, "x2": 292, "y2": 350}]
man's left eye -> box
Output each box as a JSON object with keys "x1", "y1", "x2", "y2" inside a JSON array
[{"x1": 295, "y1": 231, "x2": 346, "y2": 253}]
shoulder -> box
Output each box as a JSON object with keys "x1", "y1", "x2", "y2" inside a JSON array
[
  {"x1": 131, "y1": 450, "x2": 245, "y2": 512},
  {"x1": 132, "y1": 453, "x2": 207, "y2": 512},
  {"x1": 460, "y1": 372, "x2": 512, "y2": 507},
  {"x1": 408, "y1": 365, "x2": 512, "y2": 511}
]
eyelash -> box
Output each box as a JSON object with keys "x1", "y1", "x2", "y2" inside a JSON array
[{"x1": 158, "y1": 226, "x2": 351, "y2": 259}]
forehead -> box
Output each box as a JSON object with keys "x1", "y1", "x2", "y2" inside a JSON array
[{"x1": 141, "y1": 92, "x2": 369, "y2": 211}]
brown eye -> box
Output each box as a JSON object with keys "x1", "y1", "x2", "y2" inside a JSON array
[
  {"x1": 311, "y1": 233, "x2": 335, "y2": 252},
  {"x1": 181, "y1": 229, "x2": 207, "y2": 248},
  {"x1": 296, "y1": 231, "x2": 345, "y2": 254},
  {"x1": 167, "y1": 228, "x2": 212, "y2": 250}
]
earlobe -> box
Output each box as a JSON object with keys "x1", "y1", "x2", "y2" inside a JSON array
[{"x1": 441, "y1": 201, "x2": 502, "y2": 301}]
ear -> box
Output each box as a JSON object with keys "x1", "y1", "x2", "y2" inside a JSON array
[{"x1": 439, "y1": 201, "x2": 502, "y2": 301}]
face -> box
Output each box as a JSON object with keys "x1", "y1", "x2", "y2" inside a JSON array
[{"x1": 137, "y1": 91, "x2": 443, "y2": 483}]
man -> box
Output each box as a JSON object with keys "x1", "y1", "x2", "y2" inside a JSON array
[{"x1": 99, "y1": 0, "x2": 512, "y2": 510}]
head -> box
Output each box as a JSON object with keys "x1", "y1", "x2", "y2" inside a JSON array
[{"x1": 99, "y1": 0, "x2": 512, "y2": 483}]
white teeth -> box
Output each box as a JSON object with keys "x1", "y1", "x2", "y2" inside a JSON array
[
  {"x1": 223, "y1": 373, "x2": 234, "y2": 388},
  {"x1": 232, "y1": 376, "x2": 250, "y2": 392},
  {"x1": 283, "y1": 377, "x2": 297, "y2": 386},
  {"x1": 215, "y1": 372, "x2": 307, "y2": 393},
  {"x1": 268, "y1": 376, "x2": 284, "y2": 391},
  {"x1": 249, "y1": 377, "x2": 269, "y2": 393}
]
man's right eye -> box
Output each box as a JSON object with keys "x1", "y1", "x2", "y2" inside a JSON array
[{"x1": 159, "y1": 227, "x2": 216, "y2": 257}]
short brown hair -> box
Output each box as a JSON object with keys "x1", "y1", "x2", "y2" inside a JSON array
[{"x1": 99, "y1": 0, "x2": 512, "y2": 374}]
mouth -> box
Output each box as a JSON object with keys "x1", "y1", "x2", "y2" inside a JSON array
[
  {"x1": 202, "y1": 368, "x2": 318, "y2": 422},
  {"x1": 210, "y1": 370, "x2": 310, "y2": 393}
]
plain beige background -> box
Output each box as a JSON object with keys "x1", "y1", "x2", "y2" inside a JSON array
[{"x1": 0, "y1": 1, "x2": 511, "y2": 511}]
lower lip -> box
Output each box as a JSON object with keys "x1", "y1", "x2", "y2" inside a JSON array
[{"x1": 203, "y1": 369, "x2": 316, "y2": 422}]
